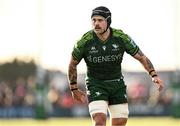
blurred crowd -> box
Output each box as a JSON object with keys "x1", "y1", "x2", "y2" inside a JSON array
[
  {"x1": 0, "y1": 76, "x2": 36, "y2": 107},
  {"x1": 0, "y1": 68, "x2": 176, "y2": 118}
]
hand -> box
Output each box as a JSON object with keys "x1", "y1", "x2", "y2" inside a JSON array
[
  {"x1": 152, "y1": 76, "x2": 164, "y2": 92},
  {"x1": 71, "y1": 89, "x2": 87, "y2": 104}
]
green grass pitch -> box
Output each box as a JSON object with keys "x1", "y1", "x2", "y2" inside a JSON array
[{"x1": 0, "y1": 117, "x2": 179, "y2": 126}]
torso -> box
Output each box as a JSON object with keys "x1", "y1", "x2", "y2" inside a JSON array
[{"x1": 72, "y1": 28, "x2": 139, "y2": 80}]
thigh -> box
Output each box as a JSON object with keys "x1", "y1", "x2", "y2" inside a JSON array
[
  {"x1": 108, "y1": 103, "x2": 129, "y2": 126},
  {"x1": 108, "y1": 80, "x2": 128, "y2": 105},
  {"x1": 88, "y1": 101, "x2": 108, "y2": 126},
  {"x1": 89, "y1": 100, "x2": 108, "y2": 117},
  {"x1": 86, "y1": 80, "x2": 109, "y2": 103},
  {"x1": 108, "y1": 103, "x2": 129, "y2": 118}
]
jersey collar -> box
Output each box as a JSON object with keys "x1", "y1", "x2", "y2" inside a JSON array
[{"x1": 92, "y1": 28, "x2": 112, "y2": 44}]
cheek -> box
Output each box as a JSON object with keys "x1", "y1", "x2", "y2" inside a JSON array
[
  {"x1": 92, "y1": 22, "x2": 96, "y2": 27},
  {"x1": 92, "y1": 23, "x2": 96, "y2": 28},
  {"x1": 103, "y1": 22, "x2": 108, "y2": 27},
  {"x1": 100, "y1": 22, "x2": 107, "y2": 29}
]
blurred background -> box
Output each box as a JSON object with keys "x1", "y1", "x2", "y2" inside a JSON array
[{"x1": 0, "y1": 0, "x2": 180, "y2": 122}]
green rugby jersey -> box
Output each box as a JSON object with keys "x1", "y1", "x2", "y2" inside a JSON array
[{"x1": 72, "y1": 28, "x2": 139, "y2": 80}]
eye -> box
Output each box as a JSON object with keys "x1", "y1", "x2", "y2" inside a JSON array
[
  {"x1": 98, "y1": 19, "x2": 103, "y2": 22},
  {"x1": 92, "y1": 18, "x2": 96, "y2": 23}
]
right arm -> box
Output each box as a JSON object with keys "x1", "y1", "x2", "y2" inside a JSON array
[
  {"x1": 68, "y1": 56, "x2": 86, "y2": 103},
  {"x1": 68, "y1": 56, "x2": 79, "y2": 90}
]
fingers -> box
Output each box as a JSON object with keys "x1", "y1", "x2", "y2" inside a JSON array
[
  {"x1": 152, "y1": 76, "x2": 164, "y2": 85},
  {"x1": 154, "y1": 80, "x2": 164, "y2": 92},
  {"x1": 152, "y1": 77, "x2": 158, "y2": 83},
  {"x1": 152, "y1": 77, "x2": 164, "y2": 92},
  {"x1": 73, "y1": 90, "x2": 87, "y2": 104},
  {"x1": 79, "y1": 91, "x2": 87, "y2": 103},
  {"x1": 74, "y1": 96, "x2": 87, "y2": 104},
  {"x1": 158, "y1": 85, "x2": 163, "y2": 92},
  {"x1": 80, "y1": 95, "x2": 87, "y2": 103}
]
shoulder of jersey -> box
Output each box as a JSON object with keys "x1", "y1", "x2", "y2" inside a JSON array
[
  {"x1": 112, "y1": 28, "x2": 130, "y2": 42},
  {"x1": 76, "y1": 30, "x2": 93, "y2": 47}
]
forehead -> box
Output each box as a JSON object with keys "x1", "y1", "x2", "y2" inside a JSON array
[{"x1": 91, "y1": 15, "x2": 106, "y2": 20}]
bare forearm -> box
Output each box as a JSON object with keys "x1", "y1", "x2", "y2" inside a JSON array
[
  {"x1": 140, "y1": 56, "x2": 154, "y2": 72},
  {"x1": 68, "y1": 64, "x2": 77, "y2": 84},
  {"x1": 133, "y1": 50, "x2": 164, "y2": 91},
  {"x1": 68, "y1": 57, "x2": 79, "y2": 90},
  {"x1": 133, "y1": 50, "x2": 157, "y2": 76}
]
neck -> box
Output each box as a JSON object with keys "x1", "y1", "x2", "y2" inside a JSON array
[{"x1": 96, "y1": 28, "x2": 110, "y2": 42}]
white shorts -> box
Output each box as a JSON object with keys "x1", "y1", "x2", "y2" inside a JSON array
[{"x1": 88, "y1": 100, "x2": 129, "y2": 118}]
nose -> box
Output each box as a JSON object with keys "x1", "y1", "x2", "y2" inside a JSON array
[{"x1": 93, "y1": 20, "x2": 99, "y2": 26}]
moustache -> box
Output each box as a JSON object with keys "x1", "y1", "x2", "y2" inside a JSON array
[{"x1": 95, "y1": 26, "x2": 101, "y2": 29}]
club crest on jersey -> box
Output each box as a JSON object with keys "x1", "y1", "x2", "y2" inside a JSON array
[
  {"x1": 89, "y1": 46, "x2": 98, "y2": 54},
  {"x1": 102, "y1": 46, "x2": 106, "y2": 51},
  {"x1": 112, "y1": 44, "x2": 119, "y2": 48},
  {"x1": 112, "y1": 44, "x2": 119, "y2": 51}
]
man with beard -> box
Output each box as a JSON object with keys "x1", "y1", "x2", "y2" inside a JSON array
[{"x1": 68, "y1": 6, "x2": 164, "y2": 126}]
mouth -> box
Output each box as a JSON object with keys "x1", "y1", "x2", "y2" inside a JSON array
[
  {"x1": 95, "y1": 27, "x2": 101, "y2": 29},
  {"x1": 94, "y1": 27, "x2": 101, "y2": 31}
]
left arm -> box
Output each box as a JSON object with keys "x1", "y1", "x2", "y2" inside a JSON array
[{"x1": 133, "y1": 49, "x2": 164, "y2": 91}]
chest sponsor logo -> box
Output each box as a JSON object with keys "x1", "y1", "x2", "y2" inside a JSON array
[{"x1": 87, "y1": 54, "x2": 122, "y2": 63}]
